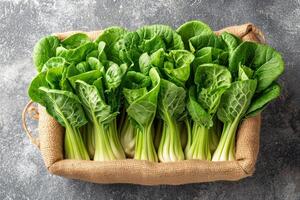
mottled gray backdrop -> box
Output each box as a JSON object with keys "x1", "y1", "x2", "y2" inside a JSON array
[{"x1": 0, "y1": 0, "x2": 299, "y2": 199}]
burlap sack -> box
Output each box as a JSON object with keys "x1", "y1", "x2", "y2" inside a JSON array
[{"x1": 24, "y1": 23, "x2": 264, "y2": 185}]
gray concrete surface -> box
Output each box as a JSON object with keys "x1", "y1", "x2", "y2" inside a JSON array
[{"x1": 0, "y1": 0, "x2": 299, "y2": 199}]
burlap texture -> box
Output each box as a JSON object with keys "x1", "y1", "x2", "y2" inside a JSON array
[{"x1": 36, "y1": 23, "x2": 263, "y2": 185}]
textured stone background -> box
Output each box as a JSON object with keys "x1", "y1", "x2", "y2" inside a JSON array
[{"x1": 0, "y1": 0, "x2": 299, "y2": 199}]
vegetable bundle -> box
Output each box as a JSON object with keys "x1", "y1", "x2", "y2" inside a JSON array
[{"x1": 28, "y1": 20, "x2": 284, "y2": 163}]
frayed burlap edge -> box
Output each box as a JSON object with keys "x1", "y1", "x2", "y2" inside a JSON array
[{"x1": 35, "y1": 23, "x2": 263, "y2": 185}]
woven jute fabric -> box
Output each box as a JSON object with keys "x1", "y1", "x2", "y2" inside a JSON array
[{"x1": 37, "y1": 23, "x2": 263, "y2": 185}]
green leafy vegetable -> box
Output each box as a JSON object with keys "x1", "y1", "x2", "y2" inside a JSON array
[
  {"x1": 186, "y1": 64, "x2": 231, "y2": 160},
  {"x1": 176, "y1": 20, "x2": 213, "y2": 48},
  {"x1": 119, "y1": 25, "x2": 184, "y2": 66},
  {"x1": 220, "y1": 32, "x2": 242, "y2": 52},
  {"x1": 157, "y1": 79, "x2": 186, "y2": 162},
  {"x1": 229, "y1": 42, "x2": 284, "y2": 92},
  {"x1": 61, "y1": 33, "x2": 91, "y2": 49},
  {"x1": 120, "y1": 116, "x2": 136, "y2": 157},
  {"x1": 28, "y1": 21, "x2": 284, "y2": 163},
  {"x1": 56, "y1": 42, "x2": 96, "y2": 63},
  {"x1": 246, "y1": 82, "x2": 281, "y2": 117},
  {"x1": 188, "y1": 33, "x2": 224, "y2": 53},
  {"x1": 212, "y1": 80, "x2": 257, "y2": 161},
  {"x1": 124, "y1": 68, "x2": 161, "y2": 162},
  {"x1": 39, "y1": 87, "x2": 90, "y2": 160},
  {"x1": 33, "y1": 35, "x2": 60, "y2": 72},
  {"x1": 162, "y1": 50, "x2": 195, "y2": 86},
  {"x1": 81, "y1": 122, "x2": 95, "y2": 159},
  {"x1": 76, "y1": 80, "x2": 125, "y2": 161},
  {"x1": 95, "y1": 26, "x2": 128, "y2": 64},
  {"x1": 41, "y1": 57, "x2": 67, "y2": 72}
]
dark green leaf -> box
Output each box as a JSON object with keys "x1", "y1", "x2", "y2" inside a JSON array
[
  {"x1": 246, "y1": 82, "x2": 281, "y2": 117},
  {"x1": 229, "y1": 42, "x2": 284, "y2": 92},
  {"x1": 95, "y1": 27, "x2": 128, "y2": 64},
  {"x1": 123, "y1": 71, "x2": 151, "y2": 89},
  {"x1": 86, "y1": 50, "x2": 99, "y2": 59},
  {"x1": 120, "y1": 25, "x2": 184, "y2": 66}
]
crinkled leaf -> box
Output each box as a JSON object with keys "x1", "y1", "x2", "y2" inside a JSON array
[
  {"x1": 187, "y1": 86, "x2": 213, "y2": 127},
  {"x1": 39, "y1": 87, "x2": 87, "y2": 128},
  {"x1": 158, "y1": 79, "x2": 186, "y2": 121},
  {"x1": 193, "y1": 47, "x2": 228, "y2": 67},
  {"x1": 125, "y1": 68, "x2": 161, "y2": 129},
  {"x1": 176, "y1": 20, "x2": 213, "y2": 49},
  {"x1": 76, "y1": 61, "x2": 90, "y2": 73},
  {"x1": 163, "y1": 50, "x2": 194, "y2": 86},
  {"x1": 123, "y1": 71, "x2": 151, "y2": 89},
  {"x1": 139, "y1": 35, "x2": 166, "y2": 53},
  {"x1": 120, "y1": 25, "x2": 184, "y2": 66},
  {"x1": 139, "y1": 49, "x2": 165, "y2": 75},
  {"x1": 75, "y1": 80, "x2": 118, "y2": 125},
  {"x1": 46, "y1": 66, "x2": 64, "y2": 89},
  {"x1": 41, "y1": 57, "x2": 67, "y2": 72},
  {"x1": 195, "y1": 64, "x2": 231, "y2": 114},
  {"x1": 217, "y1": 79, "x2": 257, "y2": 123},
  {"x1": 105, "y1": 62, "x2": 127, "y2": 91},
  {"x1": 95, "y1": 26, "x2": 128, "y2": 45},
  {"x1": 189, "y1": 33, "x2": 224, "y2": 53},
  {"x1": 136, "y1": 25, "x2": 184, "y2": 50},
  {"x1": 56, "y1": 42, "x2": 96, "y2": 63},
  {"x1": 118, "y1": 32, "x2": 141, "y2": 65},
  {"x1": 95, "y1": 27, "x2": 128, "y2": 64}
]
